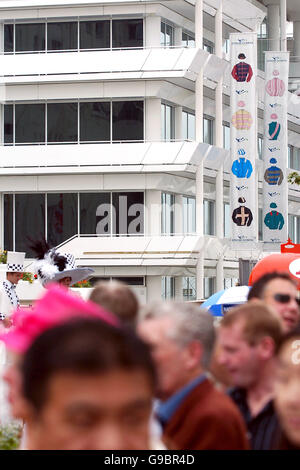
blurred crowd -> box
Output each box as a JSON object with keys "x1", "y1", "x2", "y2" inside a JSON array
[{"x1": 0, "y1": 249, "x2": 300, "y2": 450}]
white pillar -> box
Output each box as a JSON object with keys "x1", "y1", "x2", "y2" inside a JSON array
[
  {"x1": 174, "y1": 27, "x2": 182, "y2": 47},
  {"x1": 0, "y1": 193, "x2": 3, "y2": 249},
  {"x1": 145, "y1": 98, "x2": 161, "y2": 142},
  {"x1": 294, "y1": 21, "x2": 300, "y2": 58},
  {"x1": 175, "y1": 277, "x2": 183, "y2": 300},
  {"x1": 146, "y1": 276, "x2": 162, "y2": 302},
  {"x1": 280, "y1": 0, "x2": 287, "y2": 52},
  {"x1": 175, "y1": 106, "x2": 183, "y2": 141},
  {"x1": 145, "y1": 16, "x2": 161, "y2": 48},
  {"x1": 175, "y1": 194, "x2": 183, "y2": 235},
  {"x1": 215, "y1": 2, "x2": 224, "y2": 292},
  {"x1": 195, "y1": 0, "x2": 204, "y2": 301},
  {"x1": 146, "y1": 190, "x2": 161, "y2": 236},
  {"x1": 268, "y1": 3, "x2": 280, "y2": 51}
]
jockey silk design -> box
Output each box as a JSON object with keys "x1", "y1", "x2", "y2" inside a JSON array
[
  {"x1": 230, "y1": 33, "x2": 257, "y2": 244},
  {"x1": 263, "y1": 52, "x2": 289, "y2": 244}
]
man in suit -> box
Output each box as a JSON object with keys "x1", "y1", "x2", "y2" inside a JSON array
[
  {"x1": 138, "y1": 302, "x2": 249, "y2": 450},
  {"x1": 0, "y1": 251, "x2": 25, "y2": 328}
]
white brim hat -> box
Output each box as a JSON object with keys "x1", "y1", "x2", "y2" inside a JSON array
[
  {"x1": 33, "y1": 248, "x2": 94, "y2": 287},
  {"x1": 49, "y1": 267, "x2": 95, "y2": 286}
]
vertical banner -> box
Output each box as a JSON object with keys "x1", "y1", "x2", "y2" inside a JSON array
[
  {"x1": 263, "y1": 52, "x2": 289, "y2": 246},
  {"x1": 230, "y1": 33, "x2": 257, "y2": 244}
]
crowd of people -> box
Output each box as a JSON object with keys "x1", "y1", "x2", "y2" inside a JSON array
[{"x1": 0, "y1": 247, "x2": 300, "y2": 450}]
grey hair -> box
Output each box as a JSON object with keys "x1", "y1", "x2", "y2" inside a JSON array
[{"x1": 141, "y1": 301, "x2": 215, "y2": 369}]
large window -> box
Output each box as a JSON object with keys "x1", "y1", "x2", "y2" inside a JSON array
[
  {"x1": 4, "y1": 192, "x2": 145, "y2": 255},
  {"x1": 160, "y1": 21, "x2": 174, "y2": 47},
  {"x1": 112, "y1": 101, "x2": 144, "y2": 142},
  {"x1": 183, "y1": 197, "x2": 196, "y2": 234},
  {"x1": 15, "y1": 194, "x2": 45, "y2": 256},
  {"x1": 288, "y1": 146, "x2": 300, "y2": 170},
  {"x1": 182, "y1": 277, "x2": 196, "y2": 301},
  {"x1": 204, "y1": 199, "x2": 215, "y2": 235},
  {"x1": 47, "y1": 193, "x2": 78, "y2": 247},
  {"x1": 4, "y1": 101, "x2": 144, "y2": 144},
  {"x1": 258, "y1": 134, "x2": 263, "y2": 160},
  {"x1": 112, "y1": 19, "x2": 143, "y2": 48},
  {"x1": 161, "y1": 276, "x2": 175, "y2": 299},
  {"x1": 80, "y1": 20, "x2": 110, "y2": 49},
  {"x1": 203, "y1": 116, "x2": 214, "y2": 144},
  {"x1": 161, "y1": 193, "x2": 175, "y2": 234},
  {"x1": 15, "y1": 104, "x2": 45, "y2": 144},
  {"x1": 223, "y1": 123, "x2": 230, "y2": 150},
  {"x1": 203, "y1": 39, "x2": 214, "y2": 54},
  {"x1": 288, "y1": 214, "x2": 300, "y2": 243},
  {"x1": 161, "y1": 103, "x2": 174, "y2": 141},
  {"x1": 182, "y1": 31, "x2": 195, "y2": 47},
  {"x1": 4, "y1": 19, "x2": 143, "y2": 53},
  {"x1": 204, "y1": 277, "x2": 215, "y2": 299},
  {"x1": 182, "y1": 111, "x2": 195, "y2": 140}
]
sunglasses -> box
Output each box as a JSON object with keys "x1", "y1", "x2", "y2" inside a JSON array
[{"x1": 274, "y1": 293, "x2": 300, "y2": 306}]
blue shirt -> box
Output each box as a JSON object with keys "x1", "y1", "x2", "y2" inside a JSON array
[{"x1": 156, "y1": 374, "x2": 207, "y2": 428}]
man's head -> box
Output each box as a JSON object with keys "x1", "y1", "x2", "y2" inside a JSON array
[
  {"x1": 138, "y1": 302, "x2": 215, "y2": 401},
  {"x1": 217, "y1": 302, "x2": 282, "y2": 389},
  {"x1": 248, "y1": 272, "x2": 300, "y2": 334},
  {"x1": 274, "y1": 325, "x2": 300, "y2": 447},
  {"x1": 89, "y1": 281, "x2": 139, "y2": 328},
  {"x1": 6, "y1": 271, "x2": 22, "y2": 285},
  {"x1": 20, "y1": 318, "x2": 156, "y2": 450}
]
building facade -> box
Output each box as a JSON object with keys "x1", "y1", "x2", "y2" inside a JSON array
[{"x1": 0, "y1": 0, "x2": 299, "y2": 303}]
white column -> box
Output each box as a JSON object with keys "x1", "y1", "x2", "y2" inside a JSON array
[
  {"x1": 145, "y1": 16, "x2": 161, "y2": 48},
  {"x1": 175, "y1": 277, "x2": 183, "y2": 300},
  {"x1": 195, "y1": 0, "x2": 204, "y2": 300},
  {"x1": 215, "y1": 2, "x2": 224, "y2": 292},
  {"x1": 175, "y1": 194, "x2": 183, "y2": 235},
  {"x1": 268, "y1": 3, "x2": 280, "y2": 51},
  {"x1": 146, "y1": 276, "x2": 162, "y2": 302},
  {"x1": 175, "y1": 106, "x2": 183, "y2": 141},
  {"x1": 294, "y1": 21, "x2": 300, "y2": 58},
  {"x1": 146, "y1": 190, "x2": 161, "y2": 236},
  {"x1": 280, "y1": 0, "x2": 287, "y2": 52},
  {"x1": 0, "y1": 193, "x2": 3, "y2": 249},
  {"x1": 145, "y1": 98, "x2": 161, "y2": 142},
  {"x1": 174, "y1": 27, "x2": 182, "y2": 47}
]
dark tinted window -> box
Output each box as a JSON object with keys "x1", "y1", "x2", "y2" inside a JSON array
[
  {"x1": 15, "y1": 104, "x2": 45, "y2": 144},
  {"x1": 15, "y1": 194, "x2": 45, "y2": 256},
  {"x1": 4, "y1": 105, "x2": 13, "y2": 144},
  {"x1": 112, "y1": 101, "x2": 143, "y2": 141},
  {"x1": 15, "y1": 23, "x2": 45, "y2": 52},
  {"x1": 47, "y1": 193, "x2": 78, "y2": 246},
  {"x1": 47, "y1": 103, "x2": 78, "y2": 142},
  {"x1": 112, "y1": 19, "x2": 143, "y2": 48},
  {"x1": 112, "y1": 192, "x2": 144, "y2": 235},
  {"x1": 4, "y1": 195, "x2": 13, "y2": 251},
  {"x1": 80, "y1": 20, "x2": 110, "y2": 49},
  {"x1": 4, "y1": 24, "x2": 13, "y2": 52},
  {"x1": 47, "y1": 22, "x2": 78, "y2": 50},
  {"x1": 80, "y1": 102, "x2": 110, "y2": 142},
  {"x1": 80, "y1": 193, "x2": 111, "y2": 235}
]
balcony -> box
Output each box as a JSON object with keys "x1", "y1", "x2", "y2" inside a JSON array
[{"x1": 0, "y1": 141, "x2": 228, "y2": 175}]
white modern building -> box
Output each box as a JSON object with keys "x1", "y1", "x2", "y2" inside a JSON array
[{"x1": 0, "y1": 0, "x2": 299, "y2": 304}]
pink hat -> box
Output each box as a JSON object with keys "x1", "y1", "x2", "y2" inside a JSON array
[{"x1": 0, "y1": 284, "x2": 119, "y2": 353}]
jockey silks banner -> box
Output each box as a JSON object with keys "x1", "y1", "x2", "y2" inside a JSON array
[
  {"x1": 230, "y1": 33, "x2": 257, "y2": 244},
  {"x1": 263, "y1": 51, "x2": 289, "y2": 246}
]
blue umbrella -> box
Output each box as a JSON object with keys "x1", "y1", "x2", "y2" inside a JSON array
[{"x1": 202, "y1": 286, "x2": 251, "y2": 316}]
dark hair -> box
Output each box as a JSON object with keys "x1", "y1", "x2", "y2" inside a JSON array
[
  {"x1": 21, "y1": 318, "x2": 156, "y2": 412},
  {"x1": 89, "y1": 281, "x2": 139, "y2": 328},
  {"x1": 248, "y1": 272, "x2": 297, "y2": 301}
]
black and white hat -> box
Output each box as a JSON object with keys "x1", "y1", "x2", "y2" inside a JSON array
[
  {"x1": 30, "y1": 240, "x2": 94, "y2": 287},
  {"x1": 7, "y1": 251, "x2": 25, "y2": 273}
]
